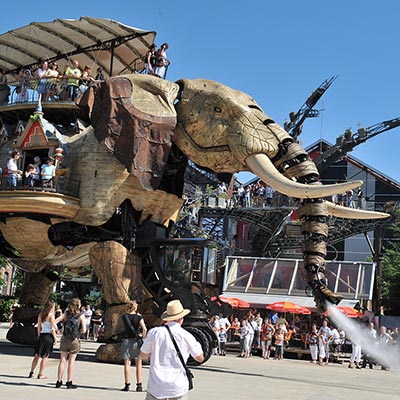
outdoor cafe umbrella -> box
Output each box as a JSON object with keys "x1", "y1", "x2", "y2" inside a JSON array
[
  {"x1": 267, "y1": 301, "x2": 310, "y2": 343},
  {"x1": 211, "y1": 295, "x2": 237, "y2": 307},
  {"x1": 267, "y1": 301, "x2": 311, "y2": 315},
  {"x1": 324, "y1": 306, "x2": 363, "y2": 318},
  {"x1": 230, "y1": 297, "x2": 250, "y2": 308},
  {"x1": 211, "y1": 296, "x2": 250, "y2": 308}
]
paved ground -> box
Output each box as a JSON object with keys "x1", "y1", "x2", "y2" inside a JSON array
[{"x1": 0, "y1": 323, "x2": 399, "y2": 400}]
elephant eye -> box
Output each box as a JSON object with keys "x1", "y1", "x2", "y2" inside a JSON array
[{"x1": 214, "y1": 107, "x2": 222, "y2": 113}]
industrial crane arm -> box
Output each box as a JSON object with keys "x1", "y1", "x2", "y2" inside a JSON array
[
  {"x1": 285, "y1": 76, "x2": 338, "y2": 140},
  {"x1": 315, "y1": 117, "x2": 400, "y2": 173}
]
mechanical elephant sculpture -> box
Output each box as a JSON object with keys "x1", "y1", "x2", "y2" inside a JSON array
[
  {"x1": 2, "y1": 74, "x2": 388, "y2": 357},
  {"x1": 90, "y1": 74, "x2": 385, "y2": 313}
]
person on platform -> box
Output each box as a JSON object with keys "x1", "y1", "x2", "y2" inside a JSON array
[
  {"x1": 64, "y1": 59, "x2": 81, "y2": 101},
  {"x1": 41, "y1": 157, "x2": 56, "y2": 188},
  {"x1": 7, "y1": 150, "x2": 22, "y2": 190}
]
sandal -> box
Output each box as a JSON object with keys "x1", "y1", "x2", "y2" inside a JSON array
[
  {"x1": 28, "y1": 371, "x2": 34, "y2": 378},
  {"x1": 37, "y1": 374, "x2": 48, "y2": 379}
]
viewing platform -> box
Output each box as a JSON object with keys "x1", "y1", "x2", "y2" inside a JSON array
[
  {"x1": 0, "y1": 190, "x2": 80, "y2": 219},
  {"x1": 0, "y1": 173, "x2": 80, "y2": 219},
  {"x1": 0, "y1": 87, "x2": 81, "y2": 126}
]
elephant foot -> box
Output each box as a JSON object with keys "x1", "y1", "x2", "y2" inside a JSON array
[
  {"x1": 95, "y1": 343, "x2": 123, "y2": 364},
  {"x1": 7, "y1": 306, "x2": 40, "y2": 345},
  {"x1": 6, "y1": 324, "x2": 38, "y2": 346}
]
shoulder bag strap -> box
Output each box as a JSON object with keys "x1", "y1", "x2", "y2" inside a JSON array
[
  {"x1": 165, "y1": 325, "x2": 189, "y2": 372},
  {"x1": 123, "y1": 314, "x2": 139, "y2": 337}
]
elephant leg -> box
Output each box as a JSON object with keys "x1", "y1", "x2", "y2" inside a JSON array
[
  {"x1": 300, "y1": 200, "x2": 343, "y2": 313},
  {"x1": 7, "y1": 269, "x2": 58, "y2": 345},
  {"x1": 89, "y1": 241, "x2": 142, "y2": 362}
]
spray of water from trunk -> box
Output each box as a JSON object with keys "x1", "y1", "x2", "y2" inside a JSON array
[{"x1": 328, "y1": 305, "x2": 400, "y2": 370}]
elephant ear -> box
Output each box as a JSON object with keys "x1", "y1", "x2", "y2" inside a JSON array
[{"x1": 91, "y1": 74, "x2": 179, "y2": 190}]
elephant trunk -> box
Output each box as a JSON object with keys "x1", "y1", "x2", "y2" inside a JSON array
[
  {"x1": 247, "y1": 140, "x2": 344, "y2": 312},
  {"x1": 298, "y1": 200, "x2": 342, "y2": 311},
  {"x1": 245, "y1": 139, "x2": 389, "y2": 312}
]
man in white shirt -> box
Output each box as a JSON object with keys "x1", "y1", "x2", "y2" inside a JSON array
[
  {"x1": 84, "y1": 305, "x2": 93, "y2": 339},
  {"x1": 41, "y1": 157, "x2": 56, "y2": 188},
  {"x1": 247, "y1": 315, "x2": 257, "y2": 351},
  {"x1": 318, "y1": 319, "x2": 333, "y2": 366},
  {"x1": 140, "y1": 300, "x2": 204, "y2": 399},
  {"x1": 368, "y1": 322, "x2": 377, "y2": 339},
  {"x1": 218, "y1": 313, "x2": 231, "y2": 332},
  {"x1": 7, "y1": 151, "x2": 22, "y2": 189},
  {"x1": 362, "y1": 322, "x2": 377, "y2": 369},
  {"x1": 331, "y1": 326, "x2": 341, "y2": 351},
  {"x1": 254, "y1": 312, "x2": 263, "y2": 347}
]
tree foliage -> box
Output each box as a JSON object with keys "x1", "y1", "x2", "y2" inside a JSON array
[{"x1": 381, "y1": 220, "x2": 400, "y2": 315}]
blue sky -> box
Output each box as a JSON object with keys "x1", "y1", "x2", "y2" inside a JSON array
[{"x1": 3, "y1": 1, "x2": 400, "y2": 183}]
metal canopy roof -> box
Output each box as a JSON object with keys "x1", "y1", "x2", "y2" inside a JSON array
[{"x1": 0, "y1": 16, "x2": 156, "y2": 77}]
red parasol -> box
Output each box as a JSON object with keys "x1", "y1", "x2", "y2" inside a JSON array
[
  {"x1": 211, "y1": 295, "x2": 237, "y2": 307},
  {"x1": 210, "y1": 296, "x2": 250, "y2": 308},
  {"x1": 267, "y1": 301, "x2": 311, "y2": 315},
  {"x1": 230, "y1": 297, "x2": 250, "y2": 308},
  {"x1": 324, "y1": 306, "x2": 363, "y2": 318}
]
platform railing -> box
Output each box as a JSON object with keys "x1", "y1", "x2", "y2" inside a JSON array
[
  {"x1": 0, "y1": 77, "x2": 98, "y2": 106},
  {"x1": 0, "y1": 173, "x2": 80, "y2": 198}
]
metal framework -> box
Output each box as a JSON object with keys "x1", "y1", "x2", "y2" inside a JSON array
[
  {"x1": 193, "y1": 203, "x2": 394, "y2": 260},
  {"x1": 0, "y1": 17, "x2": 156, "y2": 77},
  {"x1": 285, "y1": 76, "x2": 337, "y2": 141},
  {"x1": 315, "y1": 117, "x2": 400, "y2": 173}
]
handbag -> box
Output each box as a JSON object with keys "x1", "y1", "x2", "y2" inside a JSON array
[{"x1": 165, "y1": 325, "x2": 194, "y2": 390}]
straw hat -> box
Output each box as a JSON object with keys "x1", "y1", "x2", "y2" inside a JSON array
[{"x1": 161, "y1": 300, "x2": 190, "y2": 321}]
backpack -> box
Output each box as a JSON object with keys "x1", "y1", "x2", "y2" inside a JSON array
[{"x1": 63, "y1": 312, "x2": 82, "y2": 339}]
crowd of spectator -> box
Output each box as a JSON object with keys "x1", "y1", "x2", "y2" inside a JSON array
[
  {"x1": 209, "y1": 310, "x2": 297, "y2": 359},
  {"x1": 2, "y1": 152, "x2": 57, "y2": 190},
  {"x1": 201, "y1": 179, "x2": 294, "y2": 209},
  {"x1": 0, "y1": 43, "x2": 173, "y2": 106},
  {"x1": 0, "y1": 60, "x2": 106, "y2": 106},
  {"x1": 198, "y1": 179, "x2": 370, "y2": 211},
  {"x1": 332, "y1": 187, "x2": 367, "y2": 210},
  {"x1": 209, "y1": 309, "x2": 400, "y2": 369}
]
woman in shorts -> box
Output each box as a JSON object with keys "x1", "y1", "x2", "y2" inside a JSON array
[
  {"x1": 55, "y1": 298, "x2": 86, "y2": 389},
  {"x1": 120, "y1": 300, "x2": 147, "y2": 392}
]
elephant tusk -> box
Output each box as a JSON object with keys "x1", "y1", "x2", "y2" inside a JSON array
[
  {"x1": 246, "y1": 153, "x2": 362, "y2": 199},
  {"x1": 325, "y1": 201, "x2": 390, "y2": 219}
]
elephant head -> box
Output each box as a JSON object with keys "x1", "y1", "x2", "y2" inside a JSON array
[
  {"x1": 174, "y1": 79, "x2": 364, "y2": 201},
  {"x1": 173, "y1": 78, "x2": 389, "y2": 311}
]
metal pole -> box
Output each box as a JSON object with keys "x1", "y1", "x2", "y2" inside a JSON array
[
  {"x1": 372, "y1": 226, "x2": 383, "y2": 315},
  {"x1": 109, "y1": 39, "x2": 115, "y2": 77}
]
